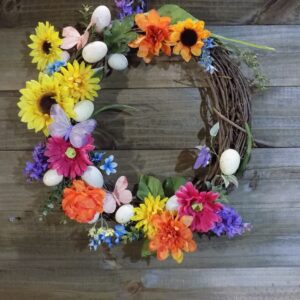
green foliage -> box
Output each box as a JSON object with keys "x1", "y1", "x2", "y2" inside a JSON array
[
  {"x1": 221, "y1": 174, "x2": 239, "y2": 188},
  {"x1": 103, "y1": 16, "x2": 137, "y2": 54},
  {"x1": 39, "y1": 179, "x2": 71, "y2": 221},
  {"x1": 163, "y1": 176, "x2": 186, "y2": 197},
  {"x1": 237, "y1": 123, "x2": 253, "y2": 176},
  {"x1": 141, "y1": 239, "x2": 152, "y2": 257},
  {"x1": 78, "y1": 4, "x2": 93, "y2": 28},
  {"x1": 210, "y1": 122, "x2": 220, "y2": 137},
  {"x1": 158, "y1": 4, "x2": 197, "y2": 24},
  {"x1": 122, "y1": 227, "x2": 142, "y2": 244},
  {"x1": 137, "y1": 175, "x2": 165, "y2": 200}
]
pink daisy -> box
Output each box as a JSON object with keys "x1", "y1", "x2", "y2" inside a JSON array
[
  {"x1": 176, "y1": 182, "x2": 223, "y2": 233},
  {"x1": 45, "y1": 135, "x2": 95, "y2": 179}
]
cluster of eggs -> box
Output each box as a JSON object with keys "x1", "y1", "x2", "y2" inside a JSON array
[{"x1": 82, "y1": 6, "x2": 128, "y2": 71}]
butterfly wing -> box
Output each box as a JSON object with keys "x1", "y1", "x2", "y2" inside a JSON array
[
  {"x1": 48, "y1": 104, "x2": 71, "y2": 138},
  {"x1": 103, "y1": 192, "x2": 117, "y2": 214},
  {"x1": 77, "y1": 31, "x2": 89, "y2": 50},
  {"x1": 69, "y1": 119, "x2": 97, "y2": 148},
  {"x1": 113, "y1": 176, "x2": 132, "y2": 205},
  {"x1": 61, "y1": 26, "x2": 81, "y2": 50}
]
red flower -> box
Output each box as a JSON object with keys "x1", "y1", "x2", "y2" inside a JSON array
[
  {"x1": 45, "y1": 135, "x2": 94, "y2": 178},
  {"x1": 176, "y1": 182, "x2": 223, "y2": 233}
]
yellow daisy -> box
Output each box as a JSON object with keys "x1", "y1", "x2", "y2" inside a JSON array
[
  {"x1": 59, "y1": 60, "x2": 101, "y2": 103},
  {"x1": 28, "y1": 22, "x2": 62, "y2": 71},
  {"x1": 131, "y1": 193, "x2": 167, "y2": 236},
  {"x1": 18, "y1": 73, "x2": 75, "y2": 135},
  {"x1": 169, "y1": 19, "x2": 211, "y2": 62}
]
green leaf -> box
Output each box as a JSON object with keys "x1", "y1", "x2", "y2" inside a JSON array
[
  {"x1": 92, "y1": 104, "x2": 138, "y2": 117},
  {"x1": 103, "y1": 16, "x2": 137, "y2": 54},
  {"x1": 163, "y1": 176, "x2": 186, "y2": 197},
  {"x1": 137, "y1": 175, "x2": 164, "y2": 200},
  {"x1": 141, "y1": 240, "x2": 152, "y2": 258},
  {"x1": 237, "y1": 123, "x2": 253, "y2": 176},
  {"x1": 158, "y1": 4, "x2": 197, "y2": 24},
  {"x1": 210, "y1": 122, "x2": 220, "y2": 137},
  {"x1": 221, "y1": 175, "x2": 239, "y2": 188}
]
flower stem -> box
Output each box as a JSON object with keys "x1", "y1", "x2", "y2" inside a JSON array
[{"x1": 212, "y1": 34, "x2": 276, "y2": 51}]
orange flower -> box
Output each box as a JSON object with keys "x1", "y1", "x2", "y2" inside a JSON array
[
  {"x1": 148, "y1": 211, "x2": 197, "y2": 263},
  {"x1": 62, "y1": 180, "x2": 105, "y2": 223},
  {"x1": 129, "y1": 10, "x2": 171, "y2": 63},
  {"x1": 169, "y1": 19, "x2": 211, "y2": 62}
]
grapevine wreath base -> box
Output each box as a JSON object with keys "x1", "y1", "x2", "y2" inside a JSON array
[{"x1": 19, "y1": 2, "x2": 273, "y2": 263}]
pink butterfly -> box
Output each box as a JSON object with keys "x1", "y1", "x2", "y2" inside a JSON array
[
  {"x1": 104, "y1": 176, "x2": 133, "y2": 213},
  {"x1": 61, "y1": 26, "x2": 89, "y2": 50}
]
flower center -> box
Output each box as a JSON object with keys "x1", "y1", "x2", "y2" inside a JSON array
[
  {"x1": 39, "y1": 93, "x2": 56, "y2": 115},
  {"x1": 147, "y1": 25, "x2": 168, "y2": 44},
  {"x1": 180, "y1": 29, "x2": 198, "y2": 47},
  {"x1": 191, "y1": 202, "x2": 203, "y2": 212},
  {"x1": 65, "y1": 147, "x2": 77, "y2": 159},
  {"x1": 42, "y1": 41, "x2": 52, "y2": 54}
]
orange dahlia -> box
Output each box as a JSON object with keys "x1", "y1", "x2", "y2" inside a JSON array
[
  {"x1": 129, "y1": 9, "x2": 171, "y2": 63},
  {"x1": 169, "y1": 18, "x2": 211, "y2": 62},
  {"x1": 148, "y1": 211, "x2": 197, "y2": 263},
  {"x1": 62, "y1": 180, "x2": 105, "y2": 223}
]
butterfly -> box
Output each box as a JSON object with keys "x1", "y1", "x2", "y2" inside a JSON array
[
  {"x1": 103, "y1": 176, "x2": 133, "y2": 213},
  {"x1": 48, "y1": 104, "x2": 96, "y2": 148},
  {"x1": 61, "y1": 26, "x2": 89, "y2": 50}
]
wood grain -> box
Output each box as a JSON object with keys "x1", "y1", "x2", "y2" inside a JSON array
[
  {"x1": 0, "y1": 26, "x2": 300, "y2": 91},
  {"x1": 4, "y1": 87, "x2": 300, "y2": 150},
  {"x1": 1, "y1": 0, "x2": 300, "y2": 27}
]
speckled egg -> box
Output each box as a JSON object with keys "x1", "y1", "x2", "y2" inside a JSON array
[
  {"x1": 73, "y1": 100, "x2": 94, "y2": 122},
  {"x1": 43, "y1": 169, "x2": 63, "y2": 186},
  {"x1": 115, "y1": 204, "x2": 134, "y2": 224},
  {"x1": 82, "y1": 41, "x2": 108, "y2": 64},
  {"x1": 108, "y1": 54, "x2": 128, "y2": 71}
]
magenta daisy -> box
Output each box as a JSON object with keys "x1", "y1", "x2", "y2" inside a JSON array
[
  {"x1": 45, "y1": 135, "x2": 95, "y2": 178},
  {"x1": 176, "y1": 182, "x2": 223, "y2": 233}
]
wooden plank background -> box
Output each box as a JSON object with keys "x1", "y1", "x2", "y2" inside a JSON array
[{"x1": 1, "y1": 0, "x2": 300, "y2": 299}]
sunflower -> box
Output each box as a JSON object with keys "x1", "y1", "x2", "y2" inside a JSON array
[
  {"x1": 18, "y1": 73, "x2": 74, "y2": 135},
  {"x1": 28, "y1": 22, "x2": 62, "y2": 71},
  {"x1": 169, "y1": 19, "x2": 211, "y2": 62},
  {"x1": 59, "y1": 60, "x2": 100, "y2": 103},
  {"x1": 131, "y1": 193, "x2": 167, "y2": 236}
]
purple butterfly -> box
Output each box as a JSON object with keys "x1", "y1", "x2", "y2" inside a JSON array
[{"x1": 48, "y1": 104, "x2": 96, "y2": 148}]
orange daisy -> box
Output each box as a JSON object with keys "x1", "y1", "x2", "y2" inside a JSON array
[
  {"x1": 169, "y1": 18, "x2": 211, "y2": 62},
  {"x1": 129, "y1": 10, "x2": 171, "y2": 63},
  {"x1": 62, "y1": 180, "x2": 105, "y2": 223},
  {"x1": 148, "y1": 211, "x2": 197, "y2": 263}
]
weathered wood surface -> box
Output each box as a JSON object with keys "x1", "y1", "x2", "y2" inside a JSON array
[
  {"x1": 1, "y1": 25, "x2": 300, "y2": 90},
  {"x1": 1, "y1": 0, "x2": 300, "y2": 299},
  {"x1": 3, "y1": 87, "x2": 300, "y2": 150},
  {"x1": 1, "y1": 0, "x2": 300, "y2": 27}
]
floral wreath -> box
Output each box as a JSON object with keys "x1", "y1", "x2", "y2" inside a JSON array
[{"x1": 19, "y1": 2, "x2": 274, "y2": 263}]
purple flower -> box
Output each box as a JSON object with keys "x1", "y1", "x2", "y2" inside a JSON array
[
  {"x1": 212, "y1": 206, "x2": 251, "y2": 238},
  {"x1": 114, "y1": 0, "x2": 145, "y2": 20},
  {"x1": 193, "y1": 145, "x2": 211, "y2": 169},
  {"x1": 24, "y1": 143, "x2": 48, "y2": 181}
]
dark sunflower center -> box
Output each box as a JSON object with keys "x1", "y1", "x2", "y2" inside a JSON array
[
  {"x1": 42, "y1": 41, "x2": 52, "y2": 54},
  {"x1": 180, "y1": 29, "x2": 198, "y2": 47},
  {"x1": 39, "y1": 93, "x2": 56, "y2": 115}
]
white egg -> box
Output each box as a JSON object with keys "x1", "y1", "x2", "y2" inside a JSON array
[
  {"x1": 82, "y1": 41, "x2": 108, "y2": 64},
  {"x1": 81, "y1": 166, "x2": 104, "y2": 188},
  {"x1": 220, "y1": 149, "x2": 241, "y2": 175},
  {"x1": 43, "y1": 169, "x2": 63, "y2": 186},
  {"x1": 91, "y1": 5, "x2": 111, "y2": 33},
  {"x1": 73, "y1": 100, "x2": 94, "y2": 122},
  {"x1": 88, "y1": 212, "x2": 100, "y2": 224},
  {"x1": 166, "y1": 195, "x2": 179, "y2": 211},
  {"x1": 108, "y1": 54, "x2": 128, "y2": 71},
  {"x1": 115, "y1": 204, "x2": 134, "y2": 224}
]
